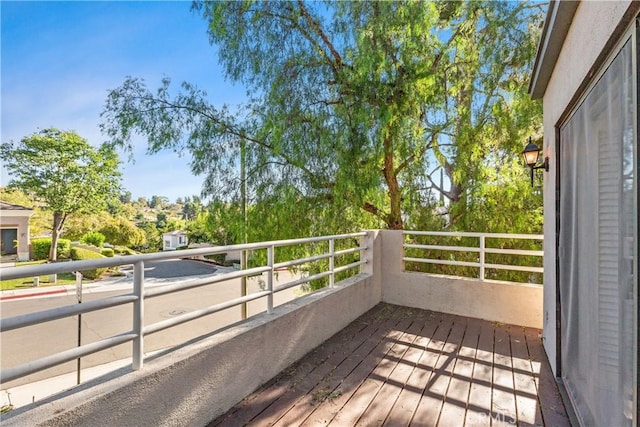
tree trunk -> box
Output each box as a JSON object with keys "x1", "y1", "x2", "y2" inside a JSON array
[
  {"x1": 49, "y1": 212, "x2": 65, "y2": 283},
  {"x1": 50, "y1": 212, "x2": 65, "y2": 262},
  {"x1": 383, "y1": 147, "x2": 404, "y2": 230}
]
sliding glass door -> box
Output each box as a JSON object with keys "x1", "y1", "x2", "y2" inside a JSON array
[{"x1": 558, "y1": 36, "x2": 636, "y2": 426}]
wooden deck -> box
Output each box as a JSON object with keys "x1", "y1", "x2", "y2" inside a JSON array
[{"x1": 210, "y1": 303, "x2": 570, "y2": 427}]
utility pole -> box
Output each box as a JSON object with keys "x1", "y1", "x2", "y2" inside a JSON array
[{"x1": 240, "y1": 138, "x2": 248, "y2": 319}]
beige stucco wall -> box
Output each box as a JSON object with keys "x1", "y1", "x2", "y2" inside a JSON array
[
  {"x1": 0, "y1": 215, "x2": 32, "y2": 261},
  {"x1": 540, "y1": 1, "x2": 633, "y2": 375},
  {"x1": 379, "y1": 230, "x2": 543, "y2": 328}
]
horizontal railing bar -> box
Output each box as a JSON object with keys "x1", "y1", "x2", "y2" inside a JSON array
[
  {"x1": 403, "y1": 230, "x2": 543, "y2": 239},
  {"x1": 404, "y1": 243, "x2": 481, "y2": 253},
  {"x1": 403, "y1": 258, "x2": 544, "y2": 274},
  {"x1": 273, "y1": 253, "x2": 332, "y2": 270},
  {"x1": 484, "y1": 263, "x2": 544, "y2": 273},
  {"x1": 334, "y1": 246, "x2": 366, "y2": 256},
  {"x1": 274, "y1": 270, "x2": 332, "y2": 293},
  {"x1": 144, "y1": 291, "x2": 272, "y2": 336},
  {"x1": 0, "y1": 232, "x2": 368, "y2": 280},
  {"x1": 403, "y1": 257, "x2": 480, "y2": 268},
  {"x1": 0, "y1": 332, "x2": 136, "y2": 384},
  {"x1": 333, "y1": 260, "x2": 367, "y2": 274},
  {"x1": 483, "y1": 248, "x2": 544, "y2": 256},
  {"x1": 144, "y1": 266, "x2": 271, "y2": 298},
  {"x1": 1, "y1": 294, "x2": 138, "y2": 332},
  {"x1": 269, "y1": 232, "x2": 367, "y2": 249}
]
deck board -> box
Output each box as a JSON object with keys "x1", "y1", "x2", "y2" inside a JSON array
[{"x1": 210, "y1": 304, "x2": 569, "y2": 427}]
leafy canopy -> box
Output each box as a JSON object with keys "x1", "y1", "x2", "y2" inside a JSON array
[
  {"x1": 101, "y1": 1, "x2": 544, "y2": 239},
  {"x1": 1, "y1": 128, "x2": 121, "y2": 260}
]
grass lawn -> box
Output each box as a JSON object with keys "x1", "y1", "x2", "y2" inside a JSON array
[
  {"x1": 1, "y1": 260, "x2": 80, "y2": 290},
  {"x1": 1, "y1": 273, "x2": 79, "y2": 291}
]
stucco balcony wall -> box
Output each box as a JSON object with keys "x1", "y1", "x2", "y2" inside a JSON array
[{"x1": 379, "y1": 230, "x2": 543, "y2": 329}]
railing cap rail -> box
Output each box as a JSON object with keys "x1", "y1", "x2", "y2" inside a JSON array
[
  {"x1": 403, "y1": 230, "x2": 543, "y2": 239},
  {"x1": 0, "y1": 232, "x2": 368, "y2": 280}
]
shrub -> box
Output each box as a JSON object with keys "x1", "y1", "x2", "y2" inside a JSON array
[
  {"x1": 100, "y1": 248, "x2": 115, "y2": 257},
  {"x1": 81, "y1": 231, "x2": 105, "y2": 248},
  {"x1": 114, "y1": 246, "x2": 136, "y2": 255},
  {"x1": 32, "y1": 238, "x2": 71, "y2": 260},
  {"x1": 70, "y1": 247, "x2": 107, "y2": 280}
]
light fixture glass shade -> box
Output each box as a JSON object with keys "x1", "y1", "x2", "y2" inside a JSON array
[{"x1": 522, "y1": 140, "x2": 541, "y2": 167}]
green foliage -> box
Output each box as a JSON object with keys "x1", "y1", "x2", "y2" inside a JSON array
[
  {"x1": 70, "y1": 247, "x2": 108, "y2": 279},
  {"x1": 149, "y1": 195, "x2": 169, "y2": 209},
  {"x1": 136, "y1": 220, "x2": 162, "y2": 252},
  {"x1": 101, "y1": 2, "x2": 544, "y2": 239},
  {"x1": 32, "y1": 238, "x2": 71, "y2": 260},
  {"x1": 100, "y1": 216, "x2": 146, "y2": 248},
  {"x1": 403, "y1": 234, "x2": 543, "y2": 284},
  {"x1": 100, "y1": 248, "x2": 115, "y2": 257},
  {"x1": 0, "y1": 188, "x2": 51, "y2": 237},
  {"x1": 114, "y1": 246, "x2": 137, "y2": 255},
  {"x1": 1, "y1": 128, "x2": 121, "y2": 261},
  {"x1": 81, "y1": 231, "x2": 106, "y2": 248},
  {"x1": 61, "y1": 211, "x2": 113, "y2": 241}
]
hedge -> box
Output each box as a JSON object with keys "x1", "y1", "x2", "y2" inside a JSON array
[
  {"x1": 70, "y1": 247, "x2": 107, "y2": 280},
  {"x1": 114, "y1": 247, "x2": 136, "y2": 255},
  {"x1": 81, "y1": 231, "x2": 105, "y2": 248},
  {"x1": 100, "y1": 248, "x2": 115, "y2": 257},
  {"x1": 32, "y1": 238, "x2": 71, "y2": 260}
]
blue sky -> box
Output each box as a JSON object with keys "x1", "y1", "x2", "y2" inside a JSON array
[{"x1": 1, "y1": 1, "x2": 246, "y2": 202}]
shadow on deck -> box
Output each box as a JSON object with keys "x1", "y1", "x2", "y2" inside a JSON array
[{"x1": 211, "y1": 303, "x2": 569, "y2": 426}]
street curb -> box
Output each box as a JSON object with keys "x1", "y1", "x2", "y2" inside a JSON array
[{"x1": 0, "y1": 289, "x2": 68, "y2": 301}]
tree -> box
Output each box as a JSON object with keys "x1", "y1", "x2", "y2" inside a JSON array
[
  {"x1": 1, "y1": 128, "x2": 121, "y2": 261},
  {"x1": 181, "y1": 196, "x2": 203, "y2": 221},
  {"x1": 0, "y1": 187, "x2": 51, "y2": 236},
  {"x1": 100, "y1": 216, "x2": 146, "y2": 247},
  {"x1": 149, "y1": 195, "x2": 169, "y2": 210},
  {"x1": 119, "y1": 190, "x2": 132, "y2": 204},
  {"x1": 101, "y1": 1, "x2": 543, "y2": 238}
]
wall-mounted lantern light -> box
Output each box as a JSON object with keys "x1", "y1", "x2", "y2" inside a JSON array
[{"x1": 522, "y1": 136, "x2": 549, "y2": 186}]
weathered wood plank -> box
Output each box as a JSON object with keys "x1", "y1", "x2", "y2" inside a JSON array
[
  {"x1": 464, "y1": 318, "x2": 495, "y2": 426},
  {"x1": 524, "y1": 327, "x2": 570, "y2": 427},
  {"x1": 492, "y1": 325, "x2": 517, "y2": 425},
  {"x1": 325, "y1": 317, "x2": 415, "y2": 426},
  {"x1": 383, "y1": 311, "x2": 444, "y2": 426},
  {"x1": 437, "y1": 317, "x2": 480, "y2": 426},
  {"x1": 210, "y1": 304, "x2": 570, "y2": 427},
  {"x1": 409, "y1": 313, "x2": 460, "y2": 426},
  {"x1": 509, "y1": 325, "x2": 543, "y2": 426},
  {"x1": 355, "y1": 310, "x2": 431, "y2": 427}
]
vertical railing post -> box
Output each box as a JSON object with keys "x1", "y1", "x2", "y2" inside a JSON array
[
  {"x1": 241, "y1": 249, "x2": 247, "y2": 320},
  {"x1": 329, "y1": 238, "x2": 335, "y2": 288},
  {"x1": 479, "y1": 235, "x2": 486, "y2": 280},
  {"x1": 75, "y1": 271, "x2": 83, "y2": 385},
  {"x1": 267, "y1": 245, "x2": 274, "y2": 314},
  {"x1": 132, "y1": 260, "x2": 144, "y2": 370}
]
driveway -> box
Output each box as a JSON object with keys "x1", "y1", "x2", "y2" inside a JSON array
[{"x1": 119, "y1": 259, "x2": 218, "y2": 279}]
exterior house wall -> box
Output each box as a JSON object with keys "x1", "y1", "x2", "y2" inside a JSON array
[
  {"x1": 0, "y1": 215, "x2": 32, "y2": 261},
  {"x1": 162, "y1": 232, "x2": 188, "y2": 251},
  {"x1": 539, "y1": 1, "x2": 632, "y2": 376}
]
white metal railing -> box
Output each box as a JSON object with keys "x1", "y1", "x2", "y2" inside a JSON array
[
  {"x1": 0, "y1": 232, "x2": 368, "y2": 384},
  {"x1": 403, "y1": 231, "x2": 543, "y2": 283}
]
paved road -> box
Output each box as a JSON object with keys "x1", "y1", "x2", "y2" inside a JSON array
[{"x1": 1, "y1": 260, "x2": 302, "y2": 389}]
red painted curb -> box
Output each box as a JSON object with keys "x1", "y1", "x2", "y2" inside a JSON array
[{"x1": 0, "y1": 289, "x2": 67, "y2": 301}]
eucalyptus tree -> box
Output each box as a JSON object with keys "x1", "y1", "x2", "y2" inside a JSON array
[
  {"x1": 1, "y1": 128, "x2": 121, "y2": 261},
  {"x1": 101, "y1": 1, "x2": 543, "y2": 239}
]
